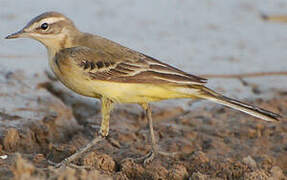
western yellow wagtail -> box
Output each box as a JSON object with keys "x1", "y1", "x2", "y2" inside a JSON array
[{"x1": 5, "y1": 12, "x2": 281, "y2": 167}]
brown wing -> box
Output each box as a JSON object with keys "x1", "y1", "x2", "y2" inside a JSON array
[{"x1": 64, "y1": 46, "x2": 207, "y2": 85}]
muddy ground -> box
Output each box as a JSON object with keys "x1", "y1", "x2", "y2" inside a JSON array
[{"x1": 0, "y1": 70, "x2": 286, "y2": 180}]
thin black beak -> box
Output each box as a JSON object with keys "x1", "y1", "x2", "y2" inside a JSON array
[
  {"x1": 261, "y1": 14, "x2": 287, "y2": 23},
  {"x1": 5, "y1": 29, "x2": 25, "y2": 39}
]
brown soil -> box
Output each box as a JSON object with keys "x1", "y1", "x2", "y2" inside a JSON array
[{"x1": 0, "y1": 70, "x2": 286, "y2": 180}]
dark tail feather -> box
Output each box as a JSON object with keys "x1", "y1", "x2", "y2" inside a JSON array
[{"x1": 197, "y1": 87, "x2": 281, "y2": 122}]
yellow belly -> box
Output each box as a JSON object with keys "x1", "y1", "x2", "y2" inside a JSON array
[
  {"x1": 87, "y1": 80, "x2": 194, "y2": 103},
  {"x1": 60, "y1": 76, "x2": 193, "y2": 103}
]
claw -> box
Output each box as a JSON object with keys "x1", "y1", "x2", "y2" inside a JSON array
[
  {"x1": 131, "y1": 150, "x2": 180, "y2": 166},
  {"x1": 143, "y1": 151, "x2": 155, "y2": 166},
  {"x1": 48, "y1": 160, "x2": 66, "y2": 168},
  {"x1": 48, "y1": 136, "x2": 104, "y2": 168}
]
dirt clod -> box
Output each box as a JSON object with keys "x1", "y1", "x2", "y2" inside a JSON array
[
  {"x1": 82, "y1": 151, "x2": 116, "y2": 172},
  {"x1": 167, "y1": 164, "x2": 188, "y2": 180},
  {"x1": 120, "y1": 159, "x2": 145, "y2": 179},
  {"x1": 3, "y1": 128, "x2": 20, "y2": 152},
  {"x1": 243, "y1": 156, "x2": 257, "y2": 169},
  {"x1": 270, "y1": 166, "x2": 285, "y2": 180},
  {"x1": 11, "y1": 154, "x2": 36, "y2": 180},
  {"x1": 191, "y1": 172, "x2": 209, "y2": 180}
]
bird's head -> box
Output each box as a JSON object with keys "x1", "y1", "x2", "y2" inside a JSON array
[{"x1": 5, "y1": 12, "x2": 80, "y2": 51}]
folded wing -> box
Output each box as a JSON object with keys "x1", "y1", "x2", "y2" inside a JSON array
[{"x1": 63, "y1": 46, "x2": 207, "y2": 85}]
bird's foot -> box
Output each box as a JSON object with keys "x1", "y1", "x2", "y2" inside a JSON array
[
  {"x1": 48, "y1": 160, "x2": 89, "y2": 169},
  {"x1": 48, "y1": 136, "x2": 104, "y2": 169},
  {"x1": 48, "y1": 159, "x2": 68, "y2": 169},
  {"x1": 132, "y1": 149, "x2": 179, "y2": 166},
  {"x1": 134, "y1": 150, "x2": 155, "y2": 166}
]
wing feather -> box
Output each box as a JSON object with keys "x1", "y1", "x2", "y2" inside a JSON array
[{"x1": 61, "y1": 46, "x2": 207, "y2": 85}]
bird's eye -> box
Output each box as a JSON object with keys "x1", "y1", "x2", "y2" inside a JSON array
[{"x1": 40, "y1": 23, "x2": 49, "y2": 30}]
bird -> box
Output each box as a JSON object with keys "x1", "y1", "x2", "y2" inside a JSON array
[{"x1": 5, "y1": 12, "x2": 281, "y2": 167}]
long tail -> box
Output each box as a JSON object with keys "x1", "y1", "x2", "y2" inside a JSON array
[{"x1": 194, "y1": 86, "x2": 281, "y2": 122}]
